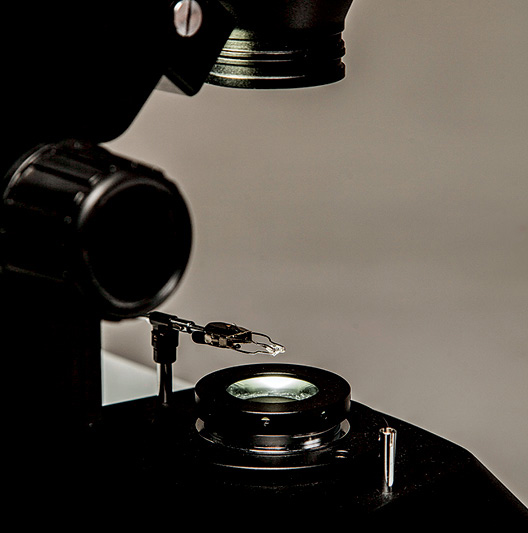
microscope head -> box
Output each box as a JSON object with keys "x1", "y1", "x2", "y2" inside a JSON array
[{"x1": 2, "y1": 0, "x2": 355, "y2": 325}]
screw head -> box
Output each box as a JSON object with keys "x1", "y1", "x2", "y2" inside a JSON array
[{"x1": 173, "y1": 0, "x2": 203, "y2": 38}]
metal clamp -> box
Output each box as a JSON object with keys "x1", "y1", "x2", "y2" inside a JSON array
[{"x1": 144, "y1": 311, "x2": 285, "y2": 356}]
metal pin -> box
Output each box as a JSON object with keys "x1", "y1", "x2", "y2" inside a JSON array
[{"x1": 379, "y1": 427, "x2": 397, "y2": 492}]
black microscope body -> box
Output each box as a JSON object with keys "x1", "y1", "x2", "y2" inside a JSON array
[{"x1": 1, "y1": 2, "x2": 527, "y2": 526}]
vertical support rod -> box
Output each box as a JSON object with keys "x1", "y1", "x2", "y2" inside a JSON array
[
  {"x1": 151, "y1": 325, "x2": 179, "y2": 407},
  {"x1": 159, "y1": 362, "x2": 174, "y2": 406}
]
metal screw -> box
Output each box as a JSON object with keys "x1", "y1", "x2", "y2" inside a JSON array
[{"x1": 173, "y1": 0, "x2": 203, "y2": 38}]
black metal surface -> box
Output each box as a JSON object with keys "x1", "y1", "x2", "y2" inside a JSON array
[
  {"x1": 207, "y1": 0, "x2": 354, "y2": 88},
  {"x1": 13, "y1": 386, "x2": 527, "y2": 527},
  {"x1": 2, "y1": 273, "x2": 104, "y2": 429}
]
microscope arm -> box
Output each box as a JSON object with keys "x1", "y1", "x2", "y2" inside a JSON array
[
  {"x1": 1, "y1": 1, "x2": 233, "y2": 430},
  {"x1": 1, "y1": 1, "x2": 234, "y2": 175}
]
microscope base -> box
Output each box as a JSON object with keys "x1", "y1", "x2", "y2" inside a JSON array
[{"x1": 23, "y1": 389, "x2": 525, "y2": 526}]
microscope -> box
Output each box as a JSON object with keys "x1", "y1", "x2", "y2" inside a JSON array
[{"x1": 2, "y1": 1, "x2": 527, "y2": 526}]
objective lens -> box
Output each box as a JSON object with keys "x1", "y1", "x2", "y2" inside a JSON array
[
  {"x1": 206, "y1": 0, "x2": 355, "y2": 89},
  {"x1": 227, "y1": 376, "x2": 319, "y2": 403}
]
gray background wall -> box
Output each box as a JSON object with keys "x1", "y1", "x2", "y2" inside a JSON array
[{"x1": 103, "y1": 0, "x2": 528, "y2": 506}]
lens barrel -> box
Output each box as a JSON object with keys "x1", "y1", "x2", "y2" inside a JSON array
[
  {"x1": 194, "y1": 363, "x2": 351, "y2": 453},
  {"x1": 2, "y1": 140, "x2": 192, "y2": 319}
]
